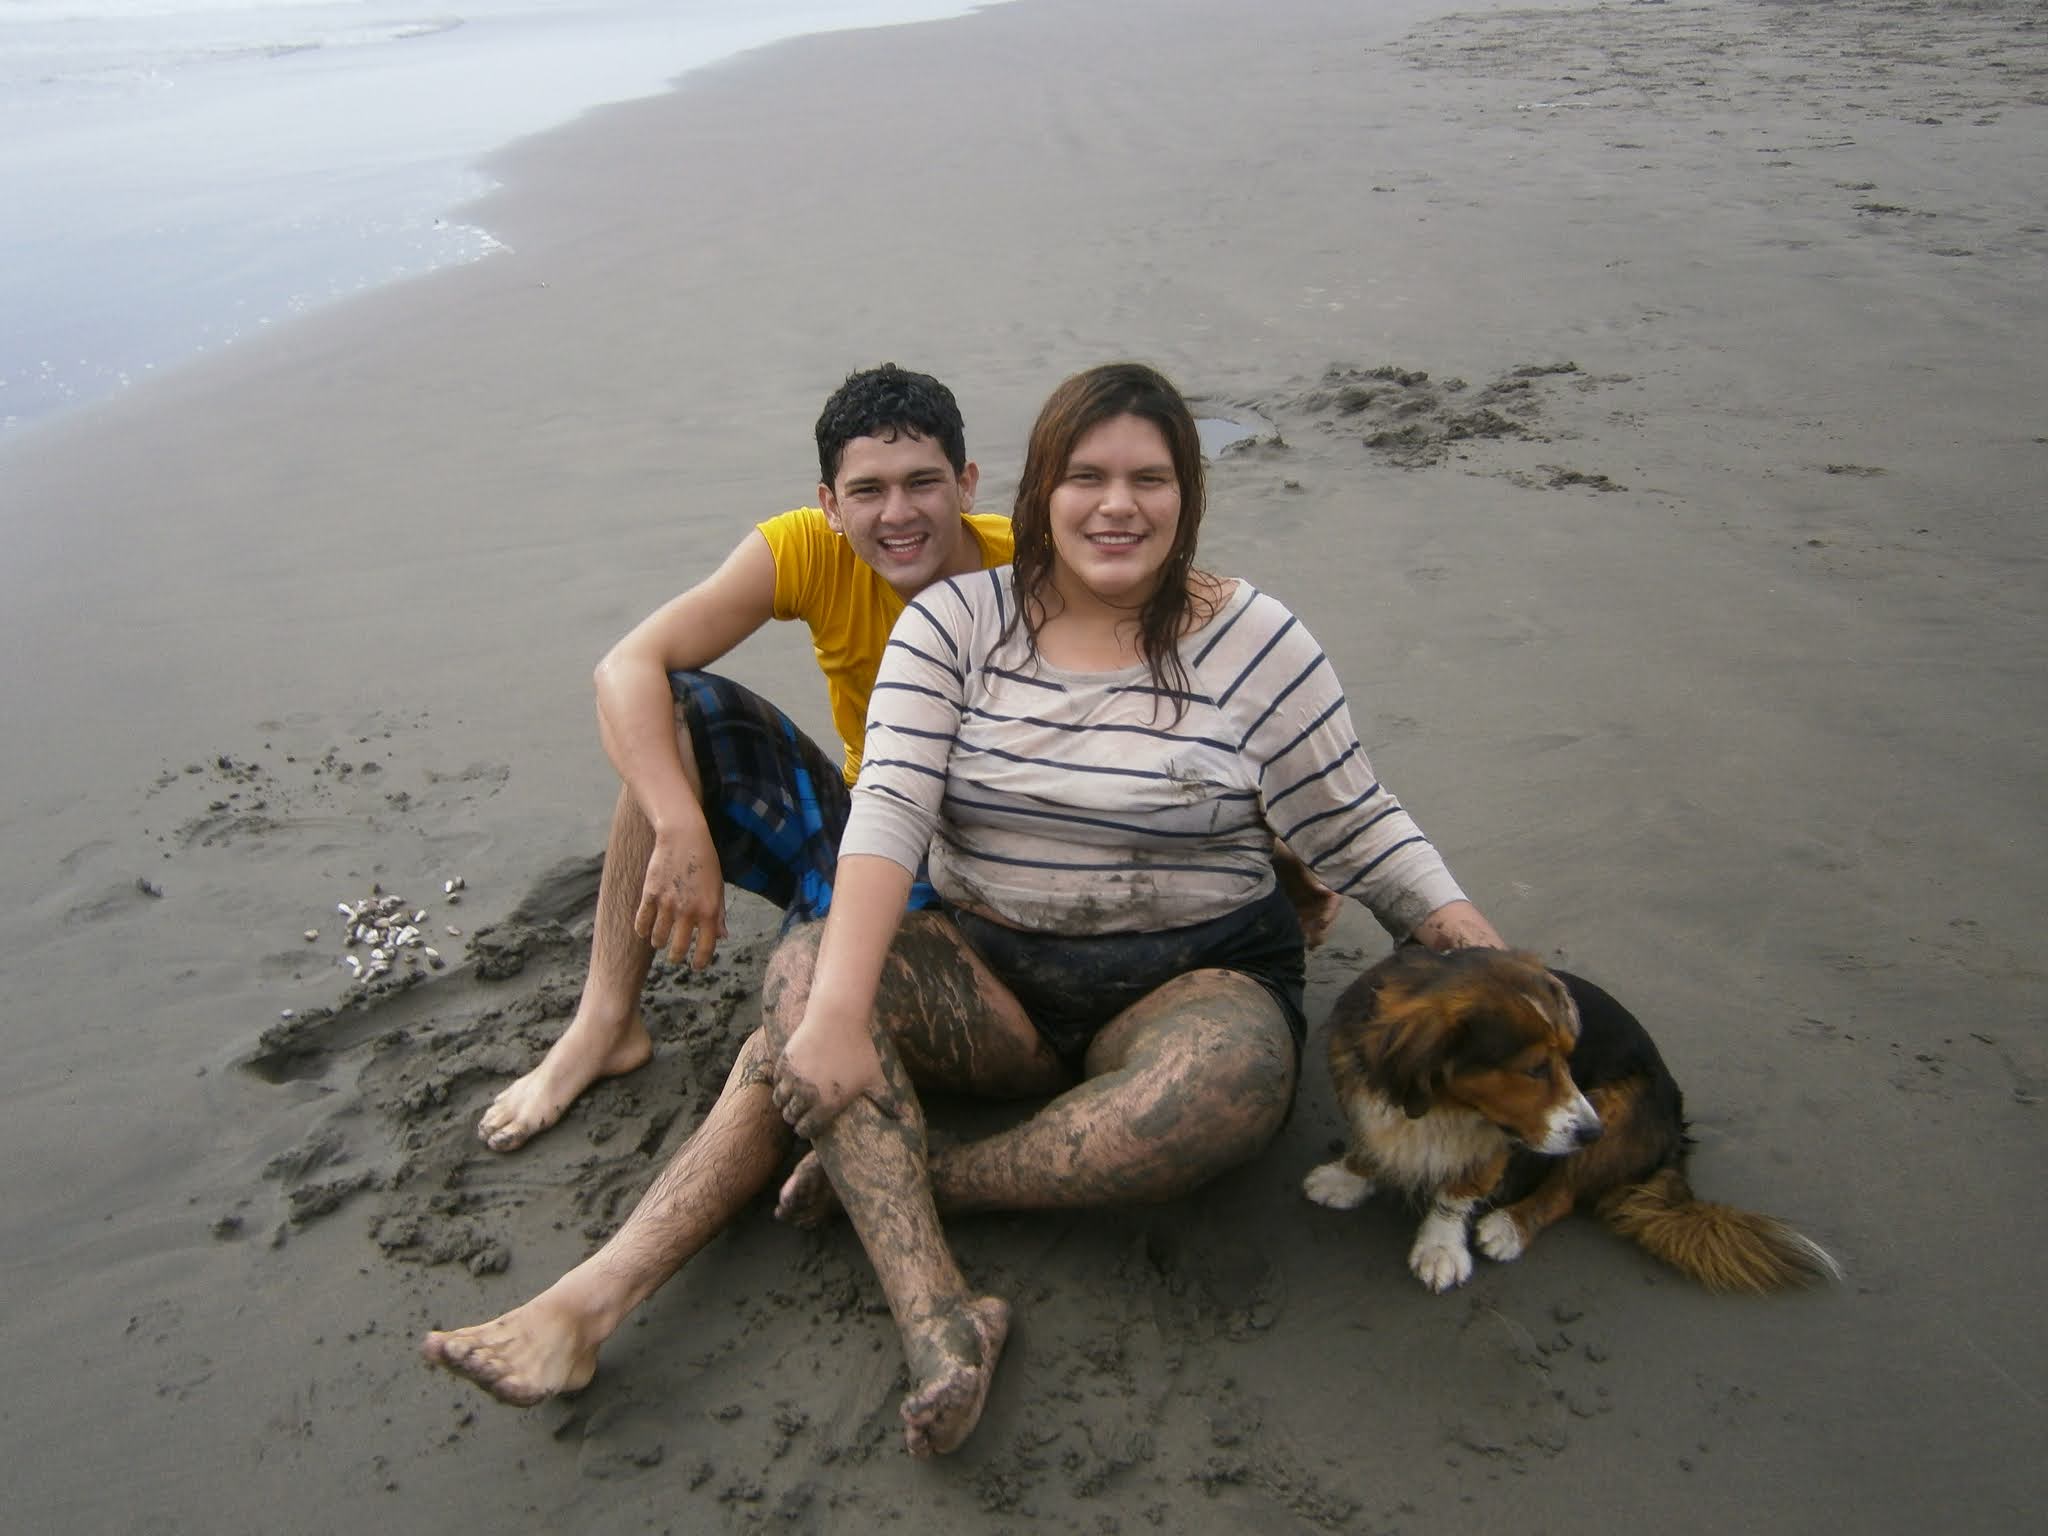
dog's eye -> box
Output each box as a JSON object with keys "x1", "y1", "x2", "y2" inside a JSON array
[{"x1": 1525, "y1": 1061, "x2": 1553, "y2": 1081}]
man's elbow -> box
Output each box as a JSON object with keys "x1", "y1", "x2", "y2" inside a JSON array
[{"x1": 593, "y1": 641, "x2": 645, "y2": 702}]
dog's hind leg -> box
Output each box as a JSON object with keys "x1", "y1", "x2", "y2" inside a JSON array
[
  {"x1": 1303, "y1": 1155, "x2": 1377, "y2": 1210},
  {"x1": 1476, "y1": 1171, "x2": 1577, "y2": 1264},
  {"x1": 1479, "y1": 1078, "x2": 1675, "y2": 1265}
]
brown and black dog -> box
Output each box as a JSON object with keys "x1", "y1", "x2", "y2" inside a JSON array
[{"x1": 1304, "y1": 946, "x2": 1840, "y2": 1294}]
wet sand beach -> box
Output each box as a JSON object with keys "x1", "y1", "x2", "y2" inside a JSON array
[{"x1": 2, "y1": 0, "x2": 2043, "y2": 1529}]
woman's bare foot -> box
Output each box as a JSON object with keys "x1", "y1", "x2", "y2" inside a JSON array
[
  {"x1": 477, "y1": 1012, "x2": 653, "y2": 1152},
  {"x1": 419, "y1": 1290, "x2": 607, "y2": 1406},
  {"x1": 899, "y1": 1294, "x2": 1009, "y2": 1458},
  {"x1": 774, "y1": 1149, "x2": 839, "y2": 1228},
  {"x1": 778, "y1": 1128, "x2": 958, "y2": 1227}
]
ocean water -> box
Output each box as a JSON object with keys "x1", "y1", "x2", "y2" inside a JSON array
[{"x1": 0, "y1": 0, "x2": 992, "y2": 432}]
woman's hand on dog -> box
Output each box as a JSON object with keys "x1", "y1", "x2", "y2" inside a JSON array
[{"x1": 1412, "y1": 899, "x2": 1506, "y2": 953}]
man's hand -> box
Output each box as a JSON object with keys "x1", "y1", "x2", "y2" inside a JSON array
[
  {"x1": 636, "y1": 823, "x2": 727, "y2": 969},
  {"x1": 772, "y1": 1011, "x2": 892, "y2": 1141}
]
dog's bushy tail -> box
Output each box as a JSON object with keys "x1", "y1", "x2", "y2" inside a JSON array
[{"x1": 1597, "y1": 1167, "x2": 1842, "y2": 1293}]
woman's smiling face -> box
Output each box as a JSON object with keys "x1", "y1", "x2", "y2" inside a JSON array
[{"x1": 1047, "y1": 412, "x2": 1184, "y2": 615}]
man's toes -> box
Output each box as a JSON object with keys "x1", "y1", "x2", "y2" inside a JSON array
[
  {"x1": 426, "y1": 1333, "x2": 546, "y2": 1406},
  {"x1": 479, "y1": 1122, "x2": 530, "y2": 1153}
]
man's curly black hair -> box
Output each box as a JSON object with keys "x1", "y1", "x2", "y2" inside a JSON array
[{"x1": 814, "y1": 364, "x2": 968, "y2": 487}]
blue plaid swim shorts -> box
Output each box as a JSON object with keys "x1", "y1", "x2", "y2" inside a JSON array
[{"x1": 669, "y1": 670, "x2": 937, "y2": 928}]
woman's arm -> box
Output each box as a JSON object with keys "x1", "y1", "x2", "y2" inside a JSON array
[
  {"x1": 1410, "y1": 898, "x2": 1505, "y2": 952},
  {"x1": 1235, "y1": 596, "x2": 1484, "y2": 942},
  {"x1": 772, "y1": 854, "x2": 915, "y2": 1138},
  {"x1": 771, "y1": 578, "x2": 985, "y2": 1136}
]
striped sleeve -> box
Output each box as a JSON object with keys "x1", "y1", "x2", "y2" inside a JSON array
[
  {"x1": 837, "y1": 577, "x2": 978, "y2": 874},
  {"x1": 1225, "y1": 594, "x2": 1466, "y2": 939}
]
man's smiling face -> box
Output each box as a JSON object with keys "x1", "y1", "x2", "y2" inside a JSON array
[{"x1": 820, "y1": 429, "x2": 981, "y2": 598}]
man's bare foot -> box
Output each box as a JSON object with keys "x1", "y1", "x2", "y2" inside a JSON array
[
  {"x1": 420, "y1": 1291, "x2": 605, "y2": 1406},
  {"x1": 477, "y1": 1013, "x2": 653, "y2": 1152},
  {"x1": 900, "y1": 1294, "x2": 1009, "y2": 1458}
]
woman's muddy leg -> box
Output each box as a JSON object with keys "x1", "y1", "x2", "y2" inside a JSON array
[
  {"x1": 874, "y1": 914, "x2": 1071, "y2": 1095},
  {"x1": 772, "y1": 914, "x2": 1067, "y2": 1226},
  {"x1": 928, "y1": 971, "x2": 1296, "y2": 1214},
  {"x1": 807, "y1": 1084, "x2": 1010, "y2": 1457},
  {"x1": 763, "y1": 916, "x2": 1031, "y2": 1455}
]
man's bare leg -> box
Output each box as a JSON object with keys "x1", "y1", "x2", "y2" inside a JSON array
[
  {"x1": 778, "y1": 967, "x2": 1294, "y2": 1224},
  {"x1": 426, "y1": 1027, "x2": 790, "y2": 1402},
  {"x1": 477, "y1": 784, "x2": 661, "y2": 1150}
]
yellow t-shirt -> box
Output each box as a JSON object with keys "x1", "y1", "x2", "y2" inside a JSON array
[{"x1": 758, "y1": 507, "x2": 1013, "y2": 783}]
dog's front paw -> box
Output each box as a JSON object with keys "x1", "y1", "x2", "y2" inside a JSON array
[
  {"x1": 1476, "y1": 1209, "x2": 1527, "y2": 1263},
  {"x1": 1410, "y1": 1203, "x2": 1477, "y2": 1291},
  {"x1": 1409, "y1": 1235, "x2": 1475, "y2": 1292},
  {"x1": 1303, "y1": 1160, "x2": 1375, "y2": 1210}
]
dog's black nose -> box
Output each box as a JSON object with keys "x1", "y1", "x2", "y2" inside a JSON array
[{"x1": 1573, "y1": 1120, "x2": 1604, "y2": 1146}]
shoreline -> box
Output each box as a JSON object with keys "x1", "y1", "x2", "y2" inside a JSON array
[
  {"x1": 0, "y1": 0, "x2": 1009, "y2": 437},
  {"x1": 3, "y1": 0, "x2": 2043, "y2": 1528}
]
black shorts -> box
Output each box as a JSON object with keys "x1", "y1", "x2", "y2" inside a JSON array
[{"x1": 945, "y1": 883, "x2": 1307, "y2": 1071}]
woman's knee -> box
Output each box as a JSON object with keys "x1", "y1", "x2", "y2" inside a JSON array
[
  {"x1": 1218, "y1": 1021, "x2": 1297, "y2": 1130},
  {"x1": 1121, "y1": 1001, "x2": 1294, "y2": 1161},
  {"x1": 759, "y1": 921, "x2": 826, "y2": 1047},
  {"x1": 1196, "y1": 1027, "x2": 1295, "y2": 1159}
]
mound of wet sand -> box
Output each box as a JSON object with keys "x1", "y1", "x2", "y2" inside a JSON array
[{"x1": 243, "y1": 854, "x2": 779, "y2": 1274}]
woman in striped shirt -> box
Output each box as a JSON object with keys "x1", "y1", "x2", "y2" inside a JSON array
[{"x1": 768, "y1": 362, "x2": 1504, "y2": 1457}]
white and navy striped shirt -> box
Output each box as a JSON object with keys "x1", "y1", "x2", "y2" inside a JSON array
[{"x1": 839, "y1": 568, "x2": 1467, "y2": 938}]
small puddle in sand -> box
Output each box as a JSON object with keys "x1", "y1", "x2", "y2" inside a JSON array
[{"x1": 1194, "y1": 414, "x2": 1266, "y2": 457}]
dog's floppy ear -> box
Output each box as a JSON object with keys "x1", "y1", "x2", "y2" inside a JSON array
[{"x1": 1361, "y1": 990, "x2": 1464, "y2": 1119}]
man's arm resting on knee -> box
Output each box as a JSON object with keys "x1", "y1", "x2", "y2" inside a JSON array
[
  {"x1": 773, "y1": 854, "x2": 914, "y2": 1140},
  {"x1": 596, "y1": 531, "x2": 779, "y2": 964}
]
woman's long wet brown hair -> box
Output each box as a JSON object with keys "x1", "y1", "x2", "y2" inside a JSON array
[{"x1": 1007, "y1": 362, "x2": 1209, "y2": 716}]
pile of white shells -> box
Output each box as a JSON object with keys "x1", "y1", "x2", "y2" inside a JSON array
[{"x1": 303, "y1": 877, "x2": 465, "y2": 989}]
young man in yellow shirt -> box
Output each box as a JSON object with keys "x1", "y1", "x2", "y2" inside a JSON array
[{"x1": 476, "y1": 364, "x2": 1011, "y2": 1153}]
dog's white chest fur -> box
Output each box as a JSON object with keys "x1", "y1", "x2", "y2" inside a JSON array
[{"x1": 1347, "y1": 1094, "x2": 1500, "y2": 1195}]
